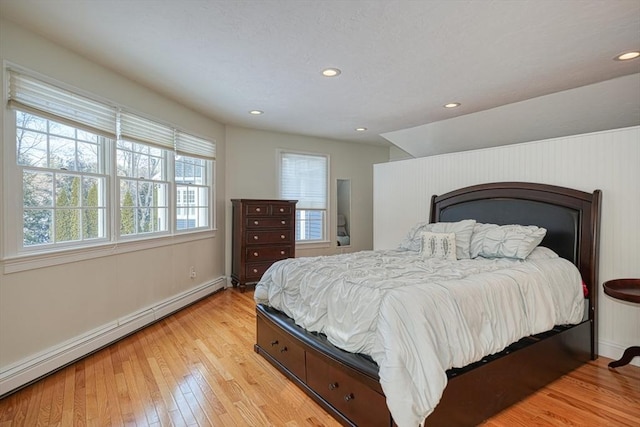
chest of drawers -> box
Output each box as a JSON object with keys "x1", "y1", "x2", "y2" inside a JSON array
[{"x1": 231, "y1": 199, "x2": 297, "y2": 291}]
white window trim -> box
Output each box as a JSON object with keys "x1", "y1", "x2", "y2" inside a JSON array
[
  {"x1": 3, "y1": 229, "x2": 216, "y2": 274},
  {"x1": 277, "y1": 148, "x2": 330, "y2": 245}
]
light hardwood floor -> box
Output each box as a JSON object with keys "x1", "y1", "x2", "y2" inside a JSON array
[{"x1": 1, "y1": 288, "x2": 638, "y2": 426}]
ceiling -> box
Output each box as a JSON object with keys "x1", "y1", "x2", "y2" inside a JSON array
[{"x1": 1, "y1": 0, "x2": 639, "y2": 157}]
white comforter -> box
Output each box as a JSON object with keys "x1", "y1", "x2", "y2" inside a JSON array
[{"x1": 254, "y1": 248, "x2": 584, "y2": 427}]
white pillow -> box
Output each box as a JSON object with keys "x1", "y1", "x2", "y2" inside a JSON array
[
  {"x1": 421, "y1": 231, "x2": 457, "y2": 261},
  {"x1": 476, "y1": 224, "x2": 547, "y2": 260},
  {"x1": 469, "y1": 223, "x2": 497, "y2": 258},
  {"x1": 525, "y1": 246, "x2": 558, "y2": 260},
  {"x1": 399, "y1": 219, "x2": 476, "y2": 259}
]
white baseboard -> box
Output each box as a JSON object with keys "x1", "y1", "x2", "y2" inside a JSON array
[
  {"x1": 598, "y1": 339, "x2": 640, "y2": 367},
  {"x1": 0, "y1": 277, "x2": 226, "y2": 396}
]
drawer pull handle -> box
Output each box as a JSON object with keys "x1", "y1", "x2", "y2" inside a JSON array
[
  {"x1": 328, "y1": 382, "x2": 338, "y2": 390},
  {"x1": 279, "y1": 208, "x2": 284, "y2": 212},
  {"x1": 255, "y1": 208, "x2": 261, "y2": 212},
  {"x1": 270, "y1": 340, "x2": 279, "y2": 346},
  {"x1": 252, "y1": 268, "x2": 258, "y2": 273},
  {"x1": 280, "y1": 346, "x2": 288, "y2": 353},
  {"x1": 254, "y1": 220, "x2": 259, "y2": 225},
  {"x1": 280, "y1": 251, "x2": 285, "y2": 255},
  {"x1": 281, "y1": 235, "x2": 285, "y2": 239},
  {"x1": 281, "y1": 220, "x2": 286, "y2": 225},
  {"x1": 253, "y1": 252, "x2": 259, "y2": 257},
  {"x1": 253, "y1": 236, "x2": 259, "y2": 240},
  {"x1": 344, "y1": 393, "x2": 354, "y2": 402}
]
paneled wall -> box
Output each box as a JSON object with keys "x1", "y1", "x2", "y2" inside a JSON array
[{"x1": 374, "y1": 126, "x2": 640, "y2": 364}]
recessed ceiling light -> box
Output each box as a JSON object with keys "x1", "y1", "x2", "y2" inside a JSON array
[
  {"x1": 355, "y1": 127, "x2": 367, "y2": 132},
  {"x1": 444, "y1": 102, "x2": 461, "y2": 108},
  {"x1": 322, "y1": 68, "x2": 341, "y2": 77},
  {"x1": 615, "y1": 51, "x2": 640, "y2": 61},
  {"x1": 249, "y1": 110, "x2": 264, "y2": 115}
]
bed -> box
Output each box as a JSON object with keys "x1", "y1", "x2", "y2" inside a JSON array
[{"x1": 253, "y1": 182, "x2": 601, "y2": 427}]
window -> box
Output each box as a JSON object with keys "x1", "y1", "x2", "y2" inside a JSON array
[
  {"x1": 116, "y1": 140, "x2": 169, "y2": 236},
  {"x1": 175, "y1": 155, "x2": 210, "y2": 230},
  {"x1": 5, "y1": 68, "x2": 216, "y2": 260},
  {"x1": 279, "y1": 151, "x2": 328, "y2": 242},
  {"x1": 17, "y1": 111, "x2": 108, "y2": 247}
]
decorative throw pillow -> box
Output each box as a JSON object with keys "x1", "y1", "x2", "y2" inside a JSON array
[
  {"x1": 399, "y1": 219, "x2": 476, "y2": 259},
  {"x1": 421, "y1": 232, "x2": 457, "y2": 261},
  {"x1": 478, "y1": 224, "x2": 547, "y2": 260}
]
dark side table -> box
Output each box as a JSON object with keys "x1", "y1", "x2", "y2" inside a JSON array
[{"x1": 603, "y1": 278, "x2": 640, "y2": 368}]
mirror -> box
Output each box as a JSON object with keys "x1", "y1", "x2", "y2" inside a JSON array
[{"x1": 336, "y1": 179, "x2": 351, "y2": 247}]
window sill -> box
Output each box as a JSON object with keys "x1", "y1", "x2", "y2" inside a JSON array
[
  {"x1": 2, "y1": 229, "x2": 217, "y2": 274},
  {"x1": 295, "y1": 240, "x2": 331, "y2": 250}
]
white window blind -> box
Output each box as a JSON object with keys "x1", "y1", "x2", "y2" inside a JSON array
[
  {"x1": 8, "y1": 69, "x2": 215, "y2": 157},
  {"x1": 7, "y1": 69, "x2": 117, "y2": 138},
  {"x1": 176, "y1": 131, "x2": 216, "y2": 159},
  {"x1": 120, "y1": 111, "x2": 175, "y2": 150},
  {"x1": 280, "y1": 152, "x2": 327, "y2": 210}
]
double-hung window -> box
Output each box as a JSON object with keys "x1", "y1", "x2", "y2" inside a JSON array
[
  {"x1": 17, "y1": 111, "x2": 109, "y2": 246},
  {"x1": 118, "y1": 112, "x2": 172, "y2": 236},
  {"x1": 5, "y1": 67, "x2": 215, "y2": 263},
  {"x1": 279, "y1": 151, "x2": 328, "y2": 242},
  {"x1": 175, "y1": 155, "x2": 210, "y2": 230}
]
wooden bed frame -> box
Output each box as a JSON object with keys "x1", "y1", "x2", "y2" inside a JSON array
[{"x1": 254, "y1": 182, "x2": 601, "y2": 426}]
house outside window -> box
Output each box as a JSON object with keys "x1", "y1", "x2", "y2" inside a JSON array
[
  {"x1": 175, "y1": 155, "x2": 210, "y2": 230},
  {"x1": 279, "y1": 150, "x2": 328, "y2": 242}
]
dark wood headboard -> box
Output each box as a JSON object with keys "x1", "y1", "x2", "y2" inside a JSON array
[{"x1": 430, "y1": 182, "x2": 602, "y2": 357}]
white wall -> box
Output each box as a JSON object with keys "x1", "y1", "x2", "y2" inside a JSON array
[
  {"x1": 0, "y1": 19, "x2": 227, "y2": 394},
  {"x1": 374, "y1": 126, "x2": 640, "y2": 365},
  {"x1": 225, "y1": 125, "x2": 389, "y2": 260}
]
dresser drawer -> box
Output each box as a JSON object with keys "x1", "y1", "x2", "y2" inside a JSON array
[
  {"x1": 246, "y1": 246, "x2": 291, "y2": 262},
  {"x1": 306, "y1": 352, "x2": 390, "y2": 427},
  {"x1": 243, "y1": 202, "x2": 294, "y2": 216},
  {"x1": 256, "y1": 315, "x2": 306, "y2": 381},
  {"x1": 243, "y1": 203, "x2": 270, "y2": 216},
  {"x1": 270, "y1": 203, "x2": 293, "y2": 215},
  {"x1": 246, "y1": 230, "x2": 293, "y2": 245},
  {"x1": 244, "y1": 262, "x2": 274, "y2": 281},
  {"x1": 246, "y1": 217, "x2": 292, "y2": 229}
]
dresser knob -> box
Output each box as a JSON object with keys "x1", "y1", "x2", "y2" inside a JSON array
[
  {"x1": 253, "y1": 236, "x2": 259, "y2": 240},
  {"x1": 255, "y1": 207, "x2": 261, "y2": 212},
  {"x1": 344, "y1": 393, "x2": 354, "y2": 402},
  {"x1": 254, "y1": 220, "x2": 259, "y2": 225},
  {"x1": 270, "y1": 340, "x2": 278, "y2": 346},
  {"x1": 253, "y1": 252, "x2": 259, "y2": 257},
  {"x1": 280, "y1": 346, "x2": 288, "y2": 353},
  {"x1": 281, "y1": 220, "x2": 286, "y2": 225},
  {"x1": 281, "y1": 235, "x2": 285, "y2": 239},
  {"x1": 279, "y1": 208, "x2": 284, "y2": 212},
  {"x1": 252, "y1": 268, "x2": 258, "y2": 273},
  {"x1": 328, "y1": 382, "x2": 338, "y2": 390},
  {"x1": 280, "y1": 251, "x2": 285, "y2": 255}
]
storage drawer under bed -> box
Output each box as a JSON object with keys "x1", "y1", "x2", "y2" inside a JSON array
[
  {"x1": 256, "y1": 313, "x2": 306, "y2": 381},
  {"x1": 306, "y1": 351, "x2": 390, "y2": 427}
]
